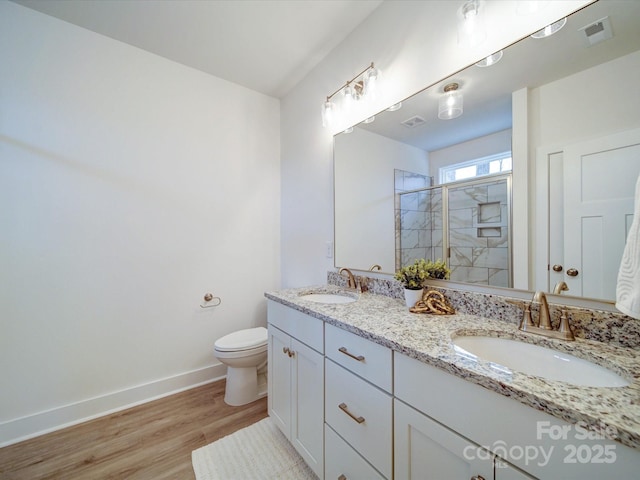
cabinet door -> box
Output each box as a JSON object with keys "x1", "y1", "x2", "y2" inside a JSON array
[
  {"x1": 267, "y1": 326, "x2": 291, "y2": 436},
  {"x1": 325, "y1": 424, "x2": 386, "y2": 480},
  {"x1": 395, "y1": 399, "x2": 493, "y2": 480},
  {"x1": 291, "y1": 338, "x2": 324, "y2": 479}
]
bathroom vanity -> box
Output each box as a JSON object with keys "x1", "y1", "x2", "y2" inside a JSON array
[{"x1": 265, "y1": 284, "x2": 640, "y2": 480}]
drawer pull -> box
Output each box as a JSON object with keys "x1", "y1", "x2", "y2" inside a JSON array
[
  {"x1": 338, "y1": 346, "x2": 365, "y2": 362},
  {"x1": 338, "y1": 476, "x2": 347, "y2": 480},
  {"x1": 338, "y1": 402, "x2": 365, "y2": 424}
]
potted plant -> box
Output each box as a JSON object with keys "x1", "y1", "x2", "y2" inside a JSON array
[
  {"x1": 395, "y1": 259, "x2": 450, "y2": 307},
  {"x1": 423, "y1": 259, "x2": 450, "y2": 280}
]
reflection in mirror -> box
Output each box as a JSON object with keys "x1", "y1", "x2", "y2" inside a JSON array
[
  {"x1": 334, "y1": 0, "x2": 640, "y2": 302},
  {"x1": 396, "y1": 173, "x2": 512, "y2": 288}
]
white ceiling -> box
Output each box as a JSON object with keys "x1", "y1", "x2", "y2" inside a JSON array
[
  {"x1": 356, "y1": 0, "x2": 640, "y2": 152},
  {"x1": 11, "y1": 0, "x2": 384, "y2": 98}
]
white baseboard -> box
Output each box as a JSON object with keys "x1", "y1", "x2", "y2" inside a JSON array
[{"x1": 0, "y1": 363, "x2": 227, "y2": 448}]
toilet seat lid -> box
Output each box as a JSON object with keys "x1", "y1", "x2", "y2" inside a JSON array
[{"x1": 215, "y1": 327, "x2": 268, "y2": 351}]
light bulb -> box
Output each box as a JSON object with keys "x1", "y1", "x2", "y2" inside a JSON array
[
  {"x1": 438, "y1": 83, "x2": 463, "y2": 120},
  {"x1": 322, "y1": 100, "x2": 334, "y2": 128},
  {"x1": 475, "y1": 50, "x2": 503, "y2": 67},
  {"x1": 457, "y1": 0, "x2": 486, "y2": 48},
  {"x1": 387, "y1": 102, "x2": 402, "y2": 112},
  {"x1": 531, "y1": 17, "x2": 567, "y2": 39},
  {"x1": 364, "y1": 65, "x2": 379, "y2": 98},
  {"x1": 342, "y1": 84, "x2": 355, "y2": 111}
]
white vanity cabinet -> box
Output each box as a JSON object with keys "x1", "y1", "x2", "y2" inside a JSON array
[
  {"x1": 394, "y1": 352, "x2": 640, "y2": 480},
  {"x1": 267, "y1": 297, "x2": 640, "y2": 480},
  {"x1": 267, "y1": 301, "x2": 324, "y2": 479},
  {"x1": 395, "y1": 398, "x2": 494, "y2": 479},
  {"x1": 324, "y1": 324, "x2": 393, "y2": 479},
  {"x1": 324, "y1": 422, "x2": 386, "y2": 480},
  {"x1": 395, "y1": 399, "x2": 534, "y2": 480}
]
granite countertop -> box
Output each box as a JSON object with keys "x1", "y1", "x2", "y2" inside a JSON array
[{"x1": 265, "y1": 285, "x2": 640, "y2": 451}]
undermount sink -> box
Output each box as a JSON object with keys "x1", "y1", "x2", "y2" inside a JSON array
[
  {"x1": 300, "y1": 293, "x2": 357, "y2": 304},
  {"x1": 453, "y1": 335, "x2": 630, "y2": 388}
]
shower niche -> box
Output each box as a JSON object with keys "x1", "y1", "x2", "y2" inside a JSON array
[{"x1": 396, "y1": 173, "x2": 512, "y2": 287}]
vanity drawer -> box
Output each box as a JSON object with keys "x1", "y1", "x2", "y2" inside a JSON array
[
  {"x1": 325, "y1": 423, "x2": 386, "y2": 480},
  {"x1": 325, "y1": 323, "x2": 392, "y2": 392},
  {"x1": 325, "y1": 359, "x2": 392, "y2": 479},
  {"x1": 267, "y1": 300, "x2": 323, "y2": 353}
]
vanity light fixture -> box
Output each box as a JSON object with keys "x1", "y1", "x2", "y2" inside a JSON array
[
  {"x1": 475, "y1": 50, "x2": 503, "y2": 67},
  {"x1": 530, "y1": 17, "x2": 567, "y2": 39},
  {"x1": 321, "y1": 62, "x2": 379, "y2": 128},
  {"x1": 457, "y1": 0, "x2": 486, "y2": 48},
  {"x1": 438, "y1": 83, "x2": 463, "y2": 120}
]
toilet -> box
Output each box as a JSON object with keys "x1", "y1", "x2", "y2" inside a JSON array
[{"x1": 214, "y1": 327, "x2": 268, "y2": 406}]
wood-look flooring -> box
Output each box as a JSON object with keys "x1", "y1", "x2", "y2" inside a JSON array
[{"x1": 0, "y1": 380, "x2": 268, "y2": 479}]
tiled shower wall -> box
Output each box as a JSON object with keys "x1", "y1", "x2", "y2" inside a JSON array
[
  {"x1": 394, "y1": 169, "x2": 435, "y2": 268},
  {"x1": 397, "y1": 174, "x2": 510, "y2": 288},
  {"x1": 448, "y1": 178, "x2": 510, "y2": 287}
]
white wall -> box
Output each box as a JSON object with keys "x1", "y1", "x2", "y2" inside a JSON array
[
  {"x1": 529, "y1": 50, "x2": 640, "y2": 290},
  {"x1": 531, "y1": 50, "x2": 640, "y2": 147},
  {"x1": 280, "y1": 0, "x2": 591, "y2": 288},
  {"x1": 334, "y1": 128, "x2": 428, "y2": 272},
  {"x1": 0, "y1": 2, "x2": 280, "y2": 445},
  {"x1": 429, "y1": 129, "x2": 512, "y2": 184}
]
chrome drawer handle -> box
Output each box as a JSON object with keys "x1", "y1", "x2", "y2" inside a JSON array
[
  {"x1": 338, "y1": 402, "x2": 365, "y2": 424},
  {"x1": 338, "y1": 346, "x2": 365, "y2": 362}
]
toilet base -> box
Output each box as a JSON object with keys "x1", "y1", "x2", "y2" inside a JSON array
[{"x1": 224, "y1": 366, "x2": 268, "y2": 406}]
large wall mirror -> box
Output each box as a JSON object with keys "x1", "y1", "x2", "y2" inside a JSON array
[{"x1": 334, "y1": 0, "x2": 640, "y2": 303}]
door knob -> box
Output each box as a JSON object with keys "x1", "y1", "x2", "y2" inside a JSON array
[
  {"x1": 552, "y1": 264, "x2": 563, "y2": 272},
  {"x1": 470, "y1": 476, "x2": 486, "y2": 480},
  {"x1": 567, "y1": 268, "x2": 579, "y2": 277}
]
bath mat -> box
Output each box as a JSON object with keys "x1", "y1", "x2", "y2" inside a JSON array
[{"x1": 192, "y1": 417, "x2": 317, "y2": 480}]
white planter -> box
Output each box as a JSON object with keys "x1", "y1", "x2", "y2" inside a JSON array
[{"x1": 404, "y1": 288, "x2": 424, "y2": 308}]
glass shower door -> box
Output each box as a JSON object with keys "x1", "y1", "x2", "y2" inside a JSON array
[{"x1": 445, "y1": 175, "x2": 511, "y2": 287}]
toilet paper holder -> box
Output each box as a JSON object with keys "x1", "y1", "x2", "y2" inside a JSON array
[{"x1": 200, "y1": 292, "x2": 222, "y2": 308}]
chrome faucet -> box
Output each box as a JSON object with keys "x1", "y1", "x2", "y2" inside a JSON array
[
  {"x1": 338, "y1": 267, "x2": 358, "y2": 290},
  {"x1": 517, "y1": 291, "x2": 574, "y2": 341}
]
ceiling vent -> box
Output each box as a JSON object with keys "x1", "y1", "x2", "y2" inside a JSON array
[
  {"x1": 579, "y1": 16, "x2": 613, "y2": 47},
  {"x1": 401, "y1": 115, "x2": 426, "y2": 128}
]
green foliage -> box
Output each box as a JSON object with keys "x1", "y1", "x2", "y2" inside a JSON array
[{"x1": 394, "y1": 258, "x2": 450, "y2": 289}]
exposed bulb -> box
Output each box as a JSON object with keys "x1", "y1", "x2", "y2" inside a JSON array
[
  {"x1": 475, "y1": 50, "x2": 503, "y2": 67},
  {"x1": 457, "y1": 0, "x2": 486, "y2": 48},
  {"x1": 342, "y1": 84, "x2": 355, "y2": 111},
  {"x1": 531, "y1": 17, "x2": 567, "y2": 39},
  {"x1": 321, "y1": 99, "x2": 334, "y2": 128},
  {"x1": 364, "y1": 64, "x2": 379, "y2": 98}
]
